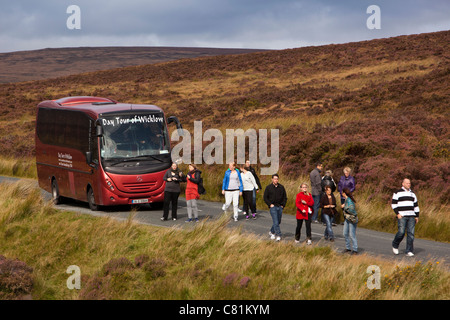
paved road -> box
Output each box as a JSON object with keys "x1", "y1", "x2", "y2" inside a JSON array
[{"x1": 1, "y1": 176, "x2": 449, "y2": 266}]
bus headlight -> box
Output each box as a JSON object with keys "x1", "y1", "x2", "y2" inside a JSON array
[{"x1": 106, "y1": 179, "x2": 114, "y2": 191}]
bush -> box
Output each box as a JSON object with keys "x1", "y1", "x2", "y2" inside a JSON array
[{"x1": 0, "y1": 255, "x2": 34, "y2": 300}]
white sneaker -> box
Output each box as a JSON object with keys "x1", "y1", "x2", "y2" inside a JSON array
[
  {"x1": 269, "y1": 232, "x2": 275, "y2": 240},
  {"x1": 307, "y1": 240, "x2": 312, "y2": 245},
  {"x1": 276, "y1": 236, "x2": 281, "y2": 242},
  {"x1": 406, "y1": 252, "x2": 415, "y2": 257},
  {"x1": 222, "y1": 204, "x2": 227, "y2": 211},
  {"x1": 393, "y1": 247, "x2": 399, "y2": 255},
  {"x1": 294, "y1": 240, "x2": 300, "y2": 243},
  {"x1": 234, "y1": 218, "x2": 238, "y2": 222}
]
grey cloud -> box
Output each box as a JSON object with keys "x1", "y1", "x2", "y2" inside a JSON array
[{"x1": 0, "y1": 0, "x2": 449, "y2": 52}]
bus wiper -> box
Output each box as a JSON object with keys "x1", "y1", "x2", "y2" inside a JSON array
[{"x1": 108, "y1": 155, "x2": 165, "y2": 166}]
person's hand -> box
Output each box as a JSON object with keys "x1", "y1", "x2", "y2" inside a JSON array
[
  {"x1": 397, "y1": 214, "x2": 403, "y2": 219},
  {"x1": 415, "y1": 217, "x2": 419, "y2": 223},
  {"x1": 301, "y1": 200, "x2": 306, "y2": 204},
  {"x1": 187, "y1": 175, "x2": 190, "y2": 180},
  {"x1": 167, "y1": 178, "x2": 172, "y2": 181},
  {"x1": 222, "y1": 190, "x2": 225, "y2": 195},
  {"x1": 270, "y1": 204, "x2": 274, "y2": 208},
  {"x1": 239, "y1": 192, "x2": 242, "y2": 196}
]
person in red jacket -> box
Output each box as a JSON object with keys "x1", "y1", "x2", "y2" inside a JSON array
[
  {"x1": 185, "y1": 164, "x2": 202, "y2": 222},
  {"x1": 295, "y1": 183, "x2": 315, "y2": 245}
]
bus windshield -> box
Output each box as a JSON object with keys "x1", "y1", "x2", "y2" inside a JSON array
[{"x1": 99, "y1": 112, "x2": 170, "y2": 160}]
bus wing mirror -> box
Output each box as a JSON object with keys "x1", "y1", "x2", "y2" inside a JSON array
[
  {"x1": 86, "y1": 151, "x2": 93, "y2": 164},
  {"x1": 167, "y1": 116, "x2": 183, "y2": 136},
  {"x1": 96, "y1": 124, "x2": 103, "y2": 137}
]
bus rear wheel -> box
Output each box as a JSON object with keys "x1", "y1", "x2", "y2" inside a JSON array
[
  {"x1": 87, "y1": 187, "x2": 99, "y2": 211},
  {"x1": 51, "y1": 179, "x2": 63, "y2": 205}
]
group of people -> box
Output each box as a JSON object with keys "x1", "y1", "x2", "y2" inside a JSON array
[
  {"x1": 308, "y1": 162, "x2": 358, "y2": 253},
  {"x1": 160, "y1": 160, "x2": 420, "y2": 257},
  {"x1": 160, "y1": 162, "x2": 204, "y2": 223}
]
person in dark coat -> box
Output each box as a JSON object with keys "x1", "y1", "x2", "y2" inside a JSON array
[
  {"x1": 245, "y1": 160, "x2": 262, "y2": 210},
  {"x1": 319, "y1": 185, "x2": 337, "y2": 241},
  {"x1": 309, "y1": 162, "x2": 323, "y2": 223},
  {"x1": 338, "y1": 167, "x2": 356, "y2": 205},
  {"x1": 264, "y1": 174, "x2": 287, "y2": 241},
  {"x1": 321, "y1": 170, "x2": 337, "y2": 193},
  {"x1": 322, "y1": 169, "x2": 338, "y2": 224},
  {"x1": 161, "y1": 162, "x2": 186, "y2": 221}
]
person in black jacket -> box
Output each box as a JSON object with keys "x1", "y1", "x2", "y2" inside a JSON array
[
  {"x1": 264, "y1": 174, "x2": 287, "y2": 241},
  {"x1": 321, "y1": 170, "x2": 338, "y2": 224},
  {"x1": 321, "y1": 170, "x2": 336, "y2": 193},
  {"x1": 161, "y1": 162, "x2": 186, "y2": 221},
  {"x1": 246, "y1": 160, "x2": 262, "y2": 210},
  {"x1": 319, "y1": 185, "x2": 337, "y2": 241}
]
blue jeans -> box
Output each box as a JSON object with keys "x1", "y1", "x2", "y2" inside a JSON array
[
  {"x1": 392, "y1": 216, "x2": 416, "y2": 254},
  {"x1": 269, "y1": 206, "x2": 283, "y2": 236},
  {"x1": 322, "y1": 214, "x2": 334, "y2": 240},
  {"x1": 343, "y1": 220, "x2": 358, "y2": 252},
  {"x1": 312, "y1": 195, "x2": 321, "y2": 221}
]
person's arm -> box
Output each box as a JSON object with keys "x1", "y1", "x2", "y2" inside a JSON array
[
  {"x1": 306, "y1": 194, "x2": 314, "y2": 207},
  {"x1": 413, "y1": 192, "x2": 420, "y2": 221},
  {"x1": 189, "y1": 171, "x2": 201, "y2": 184},
  {"x1": 349, "y1": 176, "x2": 356, "y2": 193},
  {"x1": 391, "y1": 190, "x2": 402, "y2": 219},
  {"x1": 295, "y1": 193, "x2": 303, "y2": 211},
  {"x1": 163, "y1": 170, "x2": 171, "y2": 182},
  {"x1": 281, "y1": 186, "x2": 287, "y2": 208},
  {"x1": 249, "y1": 172, "x2": 259, "y2": 190},
  {"x1": 264, "y1": 186, "x2": 271, "y2": 207}
]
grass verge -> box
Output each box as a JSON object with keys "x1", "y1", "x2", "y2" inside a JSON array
[{"x1": 0, "y1": 181, "x2": 448, "y2": 300}]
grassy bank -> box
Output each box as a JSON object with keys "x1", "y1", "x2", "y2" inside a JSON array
[
  {"x1": 0, "y1": 181, "x2": 448, "y2": 300},
  {"x1": 0, "y1": 157, "x2": 36, "y2": 179}
]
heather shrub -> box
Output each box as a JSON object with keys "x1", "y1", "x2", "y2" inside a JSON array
[
  {"x1": 102, "y1": 257, "x2": 135, "y2": 276},
  {"x1": 143, "y1": 258, "x2": 167, "y2": 280},
  {"x1": 0, "y1": 255, "x2": 34, "y2": 300}
]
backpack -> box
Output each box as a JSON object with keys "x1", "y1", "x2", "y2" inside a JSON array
[{"x1": 198, "y1": 177, "x2": 206, "y2": 195}]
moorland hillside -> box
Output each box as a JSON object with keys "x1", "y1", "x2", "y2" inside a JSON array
[{"x1": 0, "y1": 31, "x2": 448, "y2": 206}]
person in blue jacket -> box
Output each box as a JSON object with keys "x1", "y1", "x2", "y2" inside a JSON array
[{"x1": 222, "y1": 162, "x2": 243, "y2": 222}]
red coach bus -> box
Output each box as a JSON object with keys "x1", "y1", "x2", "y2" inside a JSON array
[{"x1": 35, "y1": 96, "x2": 182, "y2": 210}]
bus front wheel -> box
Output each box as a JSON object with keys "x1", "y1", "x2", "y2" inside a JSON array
[
  {"x1": 87, "y1": 187, "x2": 99, "y2": 211},
  {"x1": 51, "y1": 179, "x2": 63, "y2": 205}
]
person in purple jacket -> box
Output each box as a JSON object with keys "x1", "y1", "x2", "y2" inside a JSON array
[{"x1": 338, "y1": 167, "x2": 356, "y2": 206}]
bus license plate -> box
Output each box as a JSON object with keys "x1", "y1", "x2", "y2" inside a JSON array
[{"x1": 132, "y1": 199, "x2": 149, "y2": 204}]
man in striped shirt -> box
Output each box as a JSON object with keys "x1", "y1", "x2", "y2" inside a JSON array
[{"x1": 391, "y1": 179, "x2": 420, "y2": 256}]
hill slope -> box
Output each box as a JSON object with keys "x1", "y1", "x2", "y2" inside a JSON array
[
  {"x1": 0, "y1": 31, "x2": 448, "y2": 207},
  {"x1": 0, "y1": 46, "x2": 267, "y2": 83}
]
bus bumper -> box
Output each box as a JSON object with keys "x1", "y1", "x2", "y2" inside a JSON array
[{"x1": 99, "y1": 184, "x2": 165, "y2": 206}]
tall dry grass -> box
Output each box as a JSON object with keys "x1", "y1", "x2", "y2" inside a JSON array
[
  {"x1": 0, "y1": 181, "x2": 448, "y2": 300},
  {"x1": 0, "y1": 157, "x2": 37, "y2": 179}
]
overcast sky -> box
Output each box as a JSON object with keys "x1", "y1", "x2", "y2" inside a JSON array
[{"x1": 0, "y1": 0, "x2": 449, "y2": 53}]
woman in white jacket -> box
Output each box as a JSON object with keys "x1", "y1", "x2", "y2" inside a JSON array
[{"x1": 240, "y1": 166, "x2": 259, "y2": 220}]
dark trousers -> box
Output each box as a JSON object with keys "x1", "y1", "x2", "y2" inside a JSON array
[
  {"x1": 163, "y1": 191, "x2": 180, "y2": 219},
  {"x1": 295, "y1": 218, "x2": 312, "y2": 241},
  {"x1": 243, "y1": 190, "x2": 256, "y2": 214}
]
